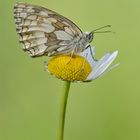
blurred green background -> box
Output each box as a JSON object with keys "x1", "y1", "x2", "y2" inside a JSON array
[{"x1": 0, "y1": 0, "x2": 140, "y2": 140}]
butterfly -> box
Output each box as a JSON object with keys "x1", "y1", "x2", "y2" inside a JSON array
[{"x1": 14, "y1": 2, "x2": 111, "y2": 57}]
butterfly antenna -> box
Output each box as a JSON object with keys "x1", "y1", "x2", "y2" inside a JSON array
[
  {"x1": 94, "y1": 31, "x2": 116, "y2": 34},
  {"x1": 92, "y1": 25, "x2": 111, "y2": 33}
]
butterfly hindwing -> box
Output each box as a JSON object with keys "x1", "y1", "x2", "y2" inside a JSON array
[{"x1": 14, "y1": 3, "x2": 83, "y2": 57}]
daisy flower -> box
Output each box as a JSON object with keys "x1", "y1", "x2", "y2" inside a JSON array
[
  {"x1": 14, "y1": 2, "x2": 119, "y2": 140},
  {"x1": 46, "y1": 47, "x2": 118, "y2": 82}
]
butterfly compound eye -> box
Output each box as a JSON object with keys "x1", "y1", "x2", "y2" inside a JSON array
[{"x1": 85, "y1": 32, "x2": 94, "y2": 43}]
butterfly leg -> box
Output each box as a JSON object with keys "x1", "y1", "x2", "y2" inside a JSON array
[
  {"x1": 71, "y1": 53, "x2": 88, "y2": 81},
  {"x1": 66, "y1": 47, "x2": 76, "y2": 65},
  {"x1": 79, "y1": 53, "x2": 88, "y2": 75}
]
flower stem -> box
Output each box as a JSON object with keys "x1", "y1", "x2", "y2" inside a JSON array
[{"x1": 58, "y1": 81, "x2": 71, "y2": 140}]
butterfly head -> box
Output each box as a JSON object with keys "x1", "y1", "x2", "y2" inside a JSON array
[{"x1": 84, "y1": 32, "x2": 94, "y2": 43}]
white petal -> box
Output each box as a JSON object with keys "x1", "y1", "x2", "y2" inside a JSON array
[{"x1": 86, "y1": 51, "x2": 118, "y2": 81}]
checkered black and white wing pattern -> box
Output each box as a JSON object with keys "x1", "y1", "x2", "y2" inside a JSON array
[{"x1": 14, "y1": 3, "x2": 83, "y2": 57}]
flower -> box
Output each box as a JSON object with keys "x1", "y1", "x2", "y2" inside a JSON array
[{"x1": 46, "y1": 47, "x2": 118, "y2": 82}]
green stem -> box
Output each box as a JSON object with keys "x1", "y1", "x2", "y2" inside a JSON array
[{"x1": 58, "y1": 81, "x2": 71, "y2": 140}]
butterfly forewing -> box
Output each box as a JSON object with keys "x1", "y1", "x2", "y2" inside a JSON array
[{"x1": 14, "y1": 3, "x2": 83, "y2": 57}]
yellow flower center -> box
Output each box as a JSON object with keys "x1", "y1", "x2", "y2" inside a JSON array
[{"x1": 47, "y1": 55, "x2": 92, "y2": 81}]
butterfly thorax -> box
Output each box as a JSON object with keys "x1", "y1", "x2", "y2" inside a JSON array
[{"x1": 73, "y1": 32, "x2": 94, "y2": 53}]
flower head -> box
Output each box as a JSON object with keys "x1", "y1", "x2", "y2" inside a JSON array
[{"x1": 46, "y1": 47, "x2": 118, "y2": 82}]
